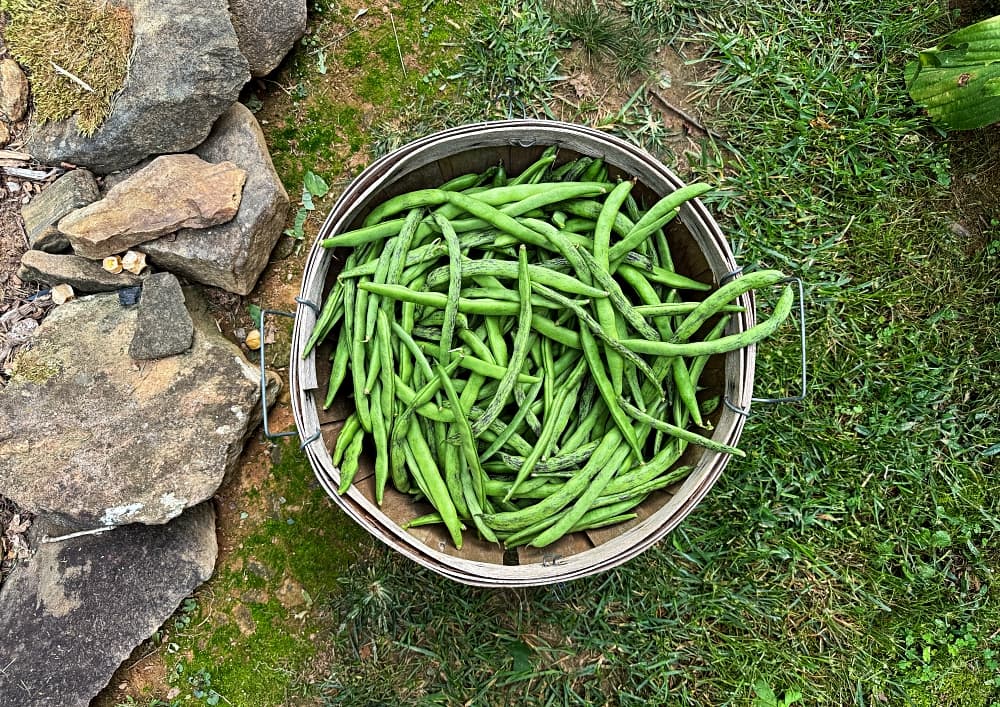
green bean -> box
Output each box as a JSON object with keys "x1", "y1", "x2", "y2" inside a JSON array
[
  {"x1": 415, "y1": 342, "x2": 541, "y2": 383},
  {"x1": 483, "y1": 430, "x2": 628, "y2": 532},
  {"x1": 671, "y1": 357, "x2": 703, "y2": 428},
  {"x1": 435, "y1": 287, "x2": 566, "y2": 309},
  {"x1": 672, "y1": 269, "x2": 787, "y2": 343},
  {"x1": 569, "y1": 512, "x2": 638, "y2": 534},
  {"x1": 620, "y1": 262, "x2": 712, "y2": 292},
  {"x1": 346, "y1": 282, "x2": 372, "y2": 432},
  {"x1": 369, "y1": 380, "x2": 390, "y2": 504},
  {"x1": 332, "y1": 413, "x2": 360, "y2": 467},
  {"x1": 603, "y1": 441, "x2": 688, "y2": 497},
  {"x1": 478, "y1": 379, "x2": 543, "y2": 463},
  {"x1": 436, "y1": 363, "x2": 487, "y2": 509},
  {"x1": 441, "y1": 441, "x2": 469, "y2": 520},
  {"x1": 376, "y1": 309, "x2": 396, "y2": 424},
  {"x1": 633, "y1": 302, "x2": 746, "y2": 316},
  {"x1": 405, "y1": 422, "x2": 463, "y2": 548},
  {"x1": 439, "y1": 172, "x2": 482, "y2": 191},
  {"x1": 619, "y1": 398, "x2": 744, "y2": 457},
  {"x1": 360, "y1": 282, "x2": 526, "y2": 316},
  {"x1": 622, "y1": 284, "x2": 794, "y2": 356},
  {"x1": 508, "y1": 146, "x2": 557, "y2": 186},
  {"x1": 422, "y1": 258, "x2": 608, "y2": 298},
  {"x1": 386, "y1": 208, "x2": 424, "y2": 286},
  {"x1": 577, "y1": 246, "x2": 660, "y2": 341},
  {"x1": 457, "y1": 328, "x2": 497, "y2": 364},
  {"x1": 435, "y1": 213, "x2": 462, "y2": 367},
  {"x1": 303, "y1": 284, "x2": 344, "y2": 357},
  {"x1": 483, "y1": 315, "x2": 508, "y2": 367},
  {"x1": 337, "y1": 431, "x2": 365, "y2": 495},
  {"x1": 617, "y1": 182, "x2": 712, "y2": 256},
  {"x1": 321, "y1": 217, "x2": 407, "y2": 249},
  {"x1": 594, "y1": 180, "x2": 634, "y2": 269},
  {"x1": 471, "y1": 246, "x2": 533, "y2": 437},
  {"x1": 323, "y1": 323, "x2": 351, "y2": 409}
]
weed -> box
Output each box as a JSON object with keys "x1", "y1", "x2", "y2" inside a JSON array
[
  {"x1": 456, "y1": 0, "x2": 569, "y2": 118},
  {"x1": 550, "y1": 0, "x2": 659, "y2": 81},
  {"x1": 549, "y1": 0, "x2": 621, "y2": 58},
  {"x1": 285, "y1": 170, "x2": 330, "y2": 240}
]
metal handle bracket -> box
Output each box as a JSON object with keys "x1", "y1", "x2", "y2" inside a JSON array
[{"x1": 258, "y1": 309, "x2": 321, "y2": 447}]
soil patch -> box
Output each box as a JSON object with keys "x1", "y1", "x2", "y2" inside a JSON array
[{"x1": 948, "y1": 124, "x2": 1000, "y2": 251}]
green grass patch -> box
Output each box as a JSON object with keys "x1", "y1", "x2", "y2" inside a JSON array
[
  {"x1": 1, "y1": 0, "x2": 132, "y2": 135},
  {"x1": 150, "y1": 441, "x2": 372, "y2": 706}
]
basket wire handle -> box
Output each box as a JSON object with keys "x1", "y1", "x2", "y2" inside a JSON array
[
  {"x1": 259, "y1": 309, "x2": 322, "y2": 446},
  {"x1": 724, "y1": 276, "x2": 808, "y2": 417}
]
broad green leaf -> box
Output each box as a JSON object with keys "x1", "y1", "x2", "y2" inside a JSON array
[
  {"x1": 906, "y1": 16, "x2": 1000, "y2": 129},
  {"x1": 303, "y1": 170, "x2": 330, "y2": 198}
]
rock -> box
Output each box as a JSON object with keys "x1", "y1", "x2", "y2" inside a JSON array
[
  {"x1": 138, "y1": 103, "x2": 290, "y2": 295},
  {"x1": 0, "y1": 504, "x2": 217, "y2": 707},
  {"x1": 0, "y1": 59, "x2": 29, "y2": 122},
  {"x1": 22, "y1": 170, "x2": 100, "y2": 253},
  {"x1": 228, "y1": 0, "x2": 307, "y2": 77},
  {"x1": 0, "y1": 122, "x2": 9, "y2": 148},
  {"x1": 129, "y1": 273, "x2": 194, "y2": 360},
  {"x1": 0, "y1": 289, "x2": 278, "y2": 528},
  {"x1": 59, "y1": 154, "x2": 247, "y2": 259},
  {"x1": 17, "y1": 250, "x2": 145, "y2": 293},
  {"x1": 24, "y1": 0, "x2": 250, "y2": 174}
]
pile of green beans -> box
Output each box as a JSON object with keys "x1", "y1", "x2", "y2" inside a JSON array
[{"x1": 306, "y1": 147, "x2": 793, "y2": 549}]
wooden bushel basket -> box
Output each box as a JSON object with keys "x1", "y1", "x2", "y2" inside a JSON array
[{"x1": 290, "y1": 120, "x2": 756, "y2": 587}]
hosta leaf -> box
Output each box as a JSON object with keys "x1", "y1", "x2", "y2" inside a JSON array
[{"x1": 906, "y1": 15, "x2": 1000, "y2": 129}]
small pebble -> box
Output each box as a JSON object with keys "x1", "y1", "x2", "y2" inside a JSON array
[{"x1": 6, "y1": 180, "x2": 19, "y2": 192}]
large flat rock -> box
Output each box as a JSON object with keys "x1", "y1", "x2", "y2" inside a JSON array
[
  {"x1": 0, "y1": 290, "x2": 264, "y2": 528},
  {"x1": 0, "y1": 503, "x2": 217, "y2": 707},
  {"x1": 24, "y1": 0, "x2": 249, "y2": 174},
  {"x1": 17, "y1": 250, "x2": 146, "y2": 293},
  {"x1": 138, "y1": 103, "x2": 290, "y2": 295},
  {"x1": 60, "y1": 154, "x2": 246, "y2": 259}
]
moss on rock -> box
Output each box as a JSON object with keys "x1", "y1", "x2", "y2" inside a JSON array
[{"x1": 1, "y1": 0, "x2": 132, "y2": 135}]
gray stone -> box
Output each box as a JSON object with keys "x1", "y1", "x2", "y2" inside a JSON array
[
  {"x1": 24, "y1": 0, "x2": 250, "y2": 174},
  {"x1": 228, "y1": 0, "x2": 308, "y2": 77},
  {"x1": 0, "y1": 290, "x2": 277, "y2": 528},
  {"x1": 138, "y1": 103, "x2": 290, "y2": 295},
  {"x1": 0, "y1": 59, "x2": 29, "y2": 122},
  {"x1": 22, "y1": 169, "x2": 99, "y2": 253},
  {"x1": 17, "y1": 249, "x2": 145, "y2": 293},
  {"x1": 0, "y1": 504, "x2": 217, "y2": 707},
  {"x1": 129, "y1": 273, "x2": 194, "y2": 359},
  {"x1": 59, "y1": 154, "x2": 247, "y2": 259}
]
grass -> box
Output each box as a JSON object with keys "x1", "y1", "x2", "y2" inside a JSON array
[{"x1": 1, "y1": 0, "x2": 132, "y2": 135}]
